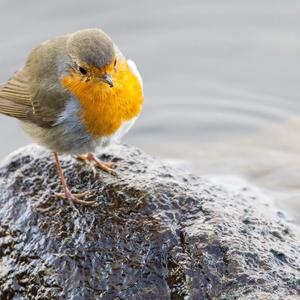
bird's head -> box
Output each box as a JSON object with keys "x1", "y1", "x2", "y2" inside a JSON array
[{"x1": 65, "y1": 28, "x2": 116, "y2": 88}]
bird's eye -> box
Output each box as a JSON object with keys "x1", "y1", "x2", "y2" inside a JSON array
[
  {"x1": 79, "y1": 67, "x2": 87, "y2": 75},
  {"x1": 114, "y1": 59, "x2": 117, "y2": 67}
]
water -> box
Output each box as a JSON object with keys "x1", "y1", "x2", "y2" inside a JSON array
[{"x1": 0, "y1": 0, "x2": 300, "y2": 223}]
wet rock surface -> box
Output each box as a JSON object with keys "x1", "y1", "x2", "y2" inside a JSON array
[{"x1": 0, "y1": 144, "x2": 299, "y2": 300}]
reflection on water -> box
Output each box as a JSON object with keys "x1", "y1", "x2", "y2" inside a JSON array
[{"x1": 0, "y1": 1, "x2": 300, "y2": 223}]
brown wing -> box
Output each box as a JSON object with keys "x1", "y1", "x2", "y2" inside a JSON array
[
  {"x1": 0, "y1": 66, "x2": 68, "y2": 128},
  {"x1": 0, "y1": 68, "x2": 34, "y2": 120}
]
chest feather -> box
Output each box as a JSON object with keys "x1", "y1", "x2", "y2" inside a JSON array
[{"x1": 60, "y1": 60, "x2": 143, "y2": 138}]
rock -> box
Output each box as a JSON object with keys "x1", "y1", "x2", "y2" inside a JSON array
[{"x1": 0, "y1": 144, "x2": 299, "y2": 300}]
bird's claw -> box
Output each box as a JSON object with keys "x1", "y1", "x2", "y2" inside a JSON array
[
  {"x1": 55, "y1": 190, "x2": 96, "y2": 210},
  {"x1": 77, "y1": 153, "x2": 117, "y2": 177}
]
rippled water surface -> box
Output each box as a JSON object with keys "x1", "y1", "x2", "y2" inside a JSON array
[{"x1": 0, "y1": 1, "x2": 300, "y2": 223}]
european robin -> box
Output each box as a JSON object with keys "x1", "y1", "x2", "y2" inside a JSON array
[{"x1": 0, "y1": 28, "x2": 144, "y2": 208}]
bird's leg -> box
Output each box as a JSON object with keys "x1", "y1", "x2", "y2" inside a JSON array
[
  {"x1": 77, "y1": 152, "x2": 117, "y2": 177},
  {"x1": 53, "y1": 152, "x2": 96, "y2": 208}
]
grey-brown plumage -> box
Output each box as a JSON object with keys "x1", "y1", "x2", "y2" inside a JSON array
[{"x1": 67, "y1": 29, "x2": 114, "y2": 69}]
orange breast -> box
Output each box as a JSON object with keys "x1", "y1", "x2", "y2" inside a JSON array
[{"x1": 60, "y1": 59, "x2": 143, "y2": 138}]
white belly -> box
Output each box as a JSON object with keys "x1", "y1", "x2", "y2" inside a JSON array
[{"x1": 95, "y1": 117, "x2": 138, "y2": 148}]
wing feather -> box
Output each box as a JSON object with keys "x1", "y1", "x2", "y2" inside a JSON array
[{"x1": 0, "y1": 68, "x2": 33, "y2": 119}]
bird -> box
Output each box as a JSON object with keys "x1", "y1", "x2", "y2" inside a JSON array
[{"x1": 0, "y1": 28, "x2": 144, "y2": 208}]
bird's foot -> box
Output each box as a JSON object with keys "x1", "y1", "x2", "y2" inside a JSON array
[
  {"x1": 55, "y1": 190, "x2": 96, "y2": 211},
  {"x1": 77, "y1": 152, "x2": 117, "y2": 177}
]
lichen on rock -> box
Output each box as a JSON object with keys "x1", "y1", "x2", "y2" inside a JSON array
[{"x1": 0, "y1": 144, "x2": 299, "y2": 299}]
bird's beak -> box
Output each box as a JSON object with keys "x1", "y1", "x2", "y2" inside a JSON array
[{"x1": 99, "y1": 73, "x2": 113, "y2": 88}]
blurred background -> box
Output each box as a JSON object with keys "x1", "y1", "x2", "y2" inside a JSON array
[{"x1": 0, "y1": 1, "x2": 300, "y2": 223}]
